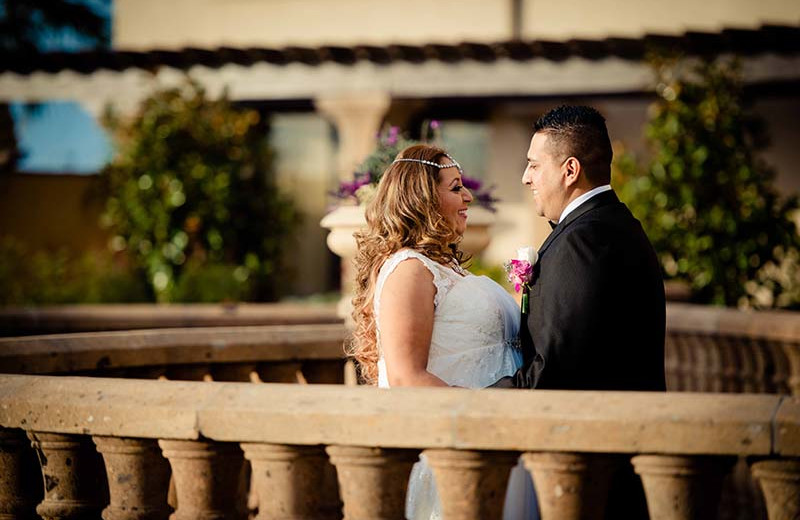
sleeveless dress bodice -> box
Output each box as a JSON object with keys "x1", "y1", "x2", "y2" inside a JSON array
[
  {"x1": 374, "y1": 249, "x2": 522, "y2": 389},
  {"x1": 372, "y1": 249, "x2": 537, "y2": 520}
]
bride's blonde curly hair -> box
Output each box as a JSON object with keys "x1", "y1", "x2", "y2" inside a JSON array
[{"x1": 348, "y1": 144, "x2": 468, "y2": 385}]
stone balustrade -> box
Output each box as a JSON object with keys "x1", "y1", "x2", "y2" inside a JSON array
[
  {"x1": 665, "y1": 303, "x2": 800, "y2": 396},
  {"x1": 0, "y1": 374, "x2": 798, "y2": 520},
  {"x1": 0, "y1": 324, "x2": 349, "y2": 383},
  {"x1": 3, "y1": 301, "x2": 798, "y2": 396}
]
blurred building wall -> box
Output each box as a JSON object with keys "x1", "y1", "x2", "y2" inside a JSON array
[
  {"x1": 0, "y1": 174, "x2": 107, "y2": 253},
  {"x1": 113, "y1": 0, "x2": 800, "y2": 49}
]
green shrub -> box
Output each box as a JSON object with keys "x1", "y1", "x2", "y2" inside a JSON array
[
  {"x1": 614, "y1": 57, "x2": 800, "y2": 308},
  {"x1": 0, "y1": 236, "x2": 149, "y2": 305},
  {"x1": 172, "y1": 261, "x2": 251, "y2": 303},
  {"x1": 98, "y1": 81, "x2": 299, "y2": 302}
]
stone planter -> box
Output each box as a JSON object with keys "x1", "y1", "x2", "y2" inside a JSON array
[{"x1": 320, "y1": 204, "x2": 496, "y2": 322}]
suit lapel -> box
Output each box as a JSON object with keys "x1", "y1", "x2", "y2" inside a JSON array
[{"x1": 537, "y1": 190, "x2": 620, "y2": 259}]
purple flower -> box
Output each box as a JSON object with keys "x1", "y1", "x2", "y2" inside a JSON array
[
  {"x1": 383, "y1": 126, "x2": 400, "y2": 146},
  {"x1": 336, "y1": 175, "x2": 372, "y2": 199},
  {"x1": 430, "y1": 120, "x2": 440, "y2": 129},
  {"x1": 461, "y1": 175, "x2": 483, "y2": 191}
]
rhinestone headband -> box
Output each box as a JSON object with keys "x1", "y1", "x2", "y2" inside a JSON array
[{"x1": 392, "y1": 153, "x2": 463, "y2": 173}]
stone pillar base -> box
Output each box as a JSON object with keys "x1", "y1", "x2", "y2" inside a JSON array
[
  {"x1": 326, "y1": 445, "x2": 418, "y2": 520},
  {"x1": 94, "y1": 436, "x2": 171, "y2": 520},
  {"x1": 159, "y1": 439, "x2": 245, "y2": 520},
  {"x1": 750, "y1": 458, "x2": 800, "y2": 520},
  {"x1": 425, "y1": 449, "x2": 518, "y2": 520},
  {"x1": 522, "y1": 452, "x2": 618, "y2": 520},
  {"x1": 28, "y1": 432, "x2": 108, "y2": 520},
  {"x1": 633, "y1": 454, "x2": 736, "y2": 520}
]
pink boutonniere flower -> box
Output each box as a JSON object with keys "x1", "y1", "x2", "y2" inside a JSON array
[{"x1": 504, "y1": 246, "x2": 538, "y2": 313}]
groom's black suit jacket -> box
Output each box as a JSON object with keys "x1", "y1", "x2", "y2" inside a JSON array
[{"x1": 513, "y1": 190, "x2": 666, "y2": 391}]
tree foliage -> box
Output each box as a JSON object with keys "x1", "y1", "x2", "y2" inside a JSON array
[
  {"x1": 614, "y1": 57, "x2": 800, "y2": 308},
  {"x1": 98, "y1": 82, "x2": 299, "y2": 302}
]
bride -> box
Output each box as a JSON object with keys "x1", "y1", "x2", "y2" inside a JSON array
[{"x1": 349, "y1": 144, "x2": 538, "y2": 519}]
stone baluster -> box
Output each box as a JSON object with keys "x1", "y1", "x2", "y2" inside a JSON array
[
  {"x1": 632, "y1": 454, "x2": 736, "y2": 520},
  {"x1": 701, "y1": 334, "x2": 723, "y2": 392},
  {"x1": 673, "y1": 335, "x2": 694, "y2": 391},
  {"x1": 738, "y1": 339, "x2": 762, "y2": 393},
  {"x1": 326, "y1": 445, "x2": 418, "y2": 520},
  {"x1": 242, "y1": 443, "x2": 339, "y2": 519},
  {"x1": 782, "y1": 344, "x2": 800, "y2": 397},
  {"x1": 521, "y1": 452, "x2": 618, "y2": 520},
  {"x1": 28, "y1": 432, "x2": 109, "y2": 520},
  {"x1": 664, "y1": 336, "x2": 681, "y2": 391},
  {"x1": 256, "y1": 362, "x2": 305, "y2": 383},
  {"x1": 718, "y1": 338, "x2": 740, "y2": 392},
  {"x1": 0, "y1": 428, "x2": 40, "y2": 520},
  {"x1": 93, "y1": 436, "x2": 171, "y2": 520},
  {"x1": 301, "y1": 360, "x2": 346, "y2": 384},
  {"x1": 210, "y1": 363, "x2": 258, "y2": 383},
  {"x1": 164, "y1": 365, "x2": 211, "y2": 382},
  {"x1": 158, "y1": 440, "x2": 246, "y2": 520},
  {"x1": 750, "y1": 458, "x2": 800, "y2": 520},
  {"x1": 768, "y1": 342, "x2": 791, "y2": 394},
  {"x1": 124, "y1": 366, "x2": 168, "y2": 380},
  {"x1": 424, "y1": 449, "x2": 518, "y2": 520}
]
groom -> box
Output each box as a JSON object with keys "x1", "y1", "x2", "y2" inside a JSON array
[
  {"x1": 499, "y1": 105, "x2": 666, "y2": 519},
  {"x1": 505, "y1": 104, "x2": 666, "y2": 392}
]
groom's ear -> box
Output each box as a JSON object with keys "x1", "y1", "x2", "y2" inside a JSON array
[{"x1": 563, "y1": 157, "x2": 581, "y2": 187}]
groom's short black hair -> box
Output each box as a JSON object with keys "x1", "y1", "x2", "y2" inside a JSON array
[{"x1": 534, "y1": 105, "x2": 612, "y2": 185}]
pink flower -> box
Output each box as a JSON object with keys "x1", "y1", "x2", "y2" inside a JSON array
[
  {"x1": 503, "y1": 246, "x2": 538, "y2": 292},
  {"x1": 504, "y1": 259, "x2": 533, "y2": 293}
]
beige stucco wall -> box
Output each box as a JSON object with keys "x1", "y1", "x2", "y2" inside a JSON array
[
  {"x1": 113, "y1": 0, "x2": 511, "y2": 50},
  {"x1": 114, "y1": 0, "x2": 799, "y2": 50},
  {"x1": 522, "y1": 0, "x2": 800, "y2": 40}
]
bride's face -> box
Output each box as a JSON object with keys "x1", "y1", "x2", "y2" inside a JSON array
[{"x1": 436, "y1": 162, "x2": 473, "y2": 236}]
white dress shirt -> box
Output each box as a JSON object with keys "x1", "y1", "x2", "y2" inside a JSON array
[{"x1": 558, "y1": 184, "x2": 613, "y2": 224}]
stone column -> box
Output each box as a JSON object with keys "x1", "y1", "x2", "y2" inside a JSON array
[
  {"x1": 425, "y1": 449, "x2": 518, "y2": 520},
  {"x1": 242, "y1": 443, "x2": 337, "y2": 519},
  {"x1": 750, "y1": 458, "x2": 800, "y2": 520},
  {"x1": 326, "y1": 445, "x2": 418, "y2": 520},
  {"x1": 632, "y1": 454, "x2": 736, "y2": 520},
  {"x1": 158, "y1": 440, "x2": 245, "y2": 520},
  {"x1": 521, "y1": 452, "x2": 618, "y2": 520},
  {"x1": 0, "y1": 428, "x2": 39, "y2": 520},
  {"x1": 28, "y1": 432, "x2": 108, "y2": 520},
  {"x1": 93, "y1": 436, "x2": 171, "y2": 520},
  {"x1": 314, "y1": 92, "x2": 391, "y2": 181}
]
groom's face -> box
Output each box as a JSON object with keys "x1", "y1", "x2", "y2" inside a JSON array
[{"x1": 523, "y1": 132, "x2": 567, "y2": 222}]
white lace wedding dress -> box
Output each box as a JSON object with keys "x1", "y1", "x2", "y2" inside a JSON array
[{"x1": 374, "y1": 249, "x2": 538, "y2": 520}]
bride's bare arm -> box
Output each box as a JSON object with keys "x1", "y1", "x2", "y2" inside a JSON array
[{"x1": 379, "y1": 259, "x2": 449, "y2": 387}]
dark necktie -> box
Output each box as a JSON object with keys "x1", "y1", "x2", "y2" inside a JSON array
[{"x1": 548, "y1": 220, "x2": 557, "y2": 230}]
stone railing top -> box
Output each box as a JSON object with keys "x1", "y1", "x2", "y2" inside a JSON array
[
  {"x1": 0, "y1": 374, "x2": 795, "y2": 457},
  {"x1": 0, "y1": 324, "x2": 347, "y2": 374},
  {"x1": 666, "y1": 302, "x2": 800, "y2": 342},
  {"x1": 0, "y1": 302, "x2": 341, "y2": 336}
]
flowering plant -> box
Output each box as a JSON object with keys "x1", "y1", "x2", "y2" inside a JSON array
[
  {"x1": 504, "y1": 246, "x2": 538, "y2": 313},
  {"x1": 333, "y1": 123, "x2": 499, "y2": 211}
]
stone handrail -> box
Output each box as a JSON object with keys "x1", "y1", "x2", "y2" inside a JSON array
[
  {"x1": 0, "y1": 324, "x2": 348, "y2": 382},
  {"x1": 0, "y1": 374, "x2": 798, "y2": 520},
  {"x1": 0, "y1": 302, "x2": 341, "y2": 336}
]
